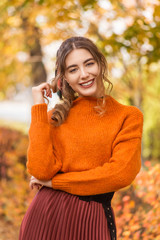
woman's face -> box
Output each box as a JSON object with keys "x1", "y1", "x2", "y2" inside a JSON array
[{"x1": 64, "y1": 48, "x2": 104, "y2": 98}]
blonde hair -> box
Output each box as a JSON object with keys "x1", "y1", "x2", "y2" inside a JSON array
[{"x1": 51, "y1": 36, "x2": 113, "y2": 126}]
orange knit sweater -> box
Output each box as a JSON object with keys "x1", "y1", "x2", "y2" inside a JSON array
[{"x1": 27, "y1": 95, "x2": 143, "y2": 196}]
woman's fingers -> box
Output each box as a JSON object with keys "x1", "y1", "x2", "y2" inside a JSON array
[
  {"x1": 32, "y1": 83, "x2": 51, "y2": 95},
  {"x1": 30, "y1": 182, "x2": 42, "y2": 190},
  {"x1": 30, "y1": 176, "x2": 52, "y2": 189},
  {"x1": 43, "y1": 84, "x2": 52, "y2": 98},
  {"x1": 30, "y1": 176, "x2": 43, "y2": 190},
  {"x1": 32, "y1": 82, "x2": 52, "y2": 104}
]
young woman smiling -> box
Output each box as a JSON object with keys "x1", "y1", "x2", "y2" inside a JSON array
[{"x1": 19, "y1": 36, "x2": 143, "y2": 240}]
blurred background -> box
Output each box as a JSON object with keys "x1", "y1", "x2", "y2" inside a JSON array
[{"x1": 0, "y1": 0, "x2": 160, "y2": 239}]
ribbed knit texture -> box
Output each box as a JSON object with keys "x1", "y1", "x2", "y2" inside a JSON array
[{"x1": 27, "y1": 95, "x2": 143, "y2": 196}]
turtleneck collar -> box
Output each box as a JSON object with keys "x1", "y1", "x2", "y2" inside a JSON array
[{"x1": 73, "y1": 95, "x2": 109, "y2": 103}]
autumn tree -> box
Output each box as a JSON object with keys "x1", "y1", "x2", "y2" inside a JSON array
[{"x1": 1, "y1": 0, "x2": 160, "y2": 158}]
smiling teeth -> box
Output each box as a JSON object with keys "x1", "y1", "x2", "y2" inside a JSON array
[{"x1": 81, "y1": 80, "x2": 93, "y2": 86}]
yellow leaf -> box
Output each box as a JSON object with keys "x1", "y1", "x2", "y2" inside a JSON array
[{"x1": 129, "y1": 200, "x2": 135, "y2": 208}]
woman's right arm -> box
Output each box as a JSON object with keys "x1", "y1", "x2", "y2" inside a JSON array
[{"x1": 27, "y1": 83, "x2": 62, "y2": 180}]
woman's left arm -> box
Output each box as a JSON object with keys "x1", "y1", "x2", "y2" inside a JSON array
[{"x1": 51, "y1": 109, "x2": 144, "y2": 196}]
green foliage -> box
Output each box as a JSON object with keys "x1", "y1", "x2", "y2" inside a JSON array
[{"x1": 79, "y1": 0, "x2": 97, "y2": 10}]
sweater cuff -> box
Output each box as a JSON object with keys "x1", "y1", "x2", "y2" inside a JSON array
[
  {"x1": 52, "y1": 177, "x2": 71, "y2": 192},
  {"x1": 31, "y1": 103, "x2": 48, "y2": 123}
]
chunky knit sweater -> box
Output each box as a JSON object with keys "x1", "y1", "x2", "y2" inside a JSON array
[{"x1": 27, "y1": 95, "x2": 143, "y2": 196}]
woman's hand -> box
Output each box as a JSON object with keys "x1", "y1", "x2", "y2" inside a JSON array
[
  {"x1": 32, "y1": 82, "x2": 52, "y2": 105},
  {"x1": 30, "y1": 176, "x2": 52, "y2": 190}
]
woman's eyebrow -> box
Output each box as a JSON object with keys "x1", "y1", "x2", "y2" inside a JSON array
[
  {"x1": 66, "y1": 58, "x2": 95, "y2": 70},
  {"x1": 84, "y1": 58, "x2": 95, "y2": 64},
  {"x1": 66, "y1": 64, "x2": 77, "y2": 70}
]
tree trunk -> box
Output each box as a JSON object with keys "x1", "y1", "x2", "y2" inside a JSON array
[{"x1": 21, "y1": 15, "x2": 47, "y2": 85}]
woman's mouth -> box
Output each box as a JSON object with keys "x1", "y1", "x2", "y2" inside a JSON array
[{"x1": 79, "y1": 79, "x2": 95, "y2": 88}]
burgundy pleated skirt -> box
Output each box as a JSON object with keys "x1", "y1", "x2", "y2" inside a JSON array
[{"x1": 19, "y1": 187, "x2": 116, "y2": 240}]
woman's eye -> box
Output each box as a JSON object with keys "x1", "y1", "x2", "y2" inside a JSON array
[
  {"x1": 69, "y1": 68, "x2": 77, "y2": 73},
  {"x1": 86, "y1": 62, "x2": 94, "y2": 66}
]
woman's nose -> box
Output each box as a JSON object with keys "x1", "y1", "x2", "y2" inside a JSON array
[{"x1": 80, "y1": 67, "x2": 89, "y2": 79}]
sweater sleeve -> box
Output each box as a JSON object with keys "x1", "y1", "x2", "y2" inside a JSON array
[
  {"x1": 52, "y1": 108, "x2": 143, "y2": 196},
  {"x1": 27, "y1": 103, "x2": 62, "y2": 180}
]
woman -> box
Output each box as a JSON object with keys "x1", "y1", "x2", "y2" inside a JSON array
[{"x1": 19, "y1": 36, "x2": 143, "y2": 240}]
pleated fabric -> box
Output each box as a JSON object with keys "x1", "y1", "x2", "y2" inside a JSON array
[{"x1": 19, "y1": 187, "x2": 114, "y2": 240}]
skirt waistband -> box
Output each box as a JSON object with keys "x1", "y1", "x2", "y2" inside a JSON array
[{"x1": 78, "y1": 191, "x2": 114, "y2": 206}]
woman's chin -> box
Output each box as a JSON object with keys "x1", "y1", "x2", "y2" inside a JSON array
[{"x1": 77, "y1": 85, "x2": 98, "y2": 98}]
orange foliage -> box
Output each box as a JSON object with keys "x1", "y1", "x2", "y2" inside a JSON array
[
  {"x1": 0, "y1": 127, "x2": 34, "y2": 226},
  {"x1": 0, "y1": 126, "x2": 160, "y2": 239},
  {"x1": 113, "y1": 161, "x2": 160, "y2": 239}
]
